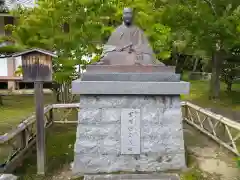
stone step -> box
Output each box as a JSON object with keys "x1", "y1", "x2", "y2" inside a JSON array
[{"x1": 84, "y1": 174, "x2": 180, "y2": 180}]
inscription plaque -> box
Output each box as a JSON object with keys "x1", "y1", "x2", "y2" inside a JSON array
[{"x1": 121, "y1": 109, "x2": 141, "y2": 154}]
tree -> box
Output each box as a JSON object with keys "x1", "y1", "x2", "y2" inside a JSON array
[
  {"x1": 9, "y1": 0, "x2": 112, "y2": 102},
  {"x1": 160, "y1": 0, "x2": 240, "y2": 99},
  {"x1": 9, "y1": 0, "x2": 172, "y2": 102},
  {"x1": 14, "y1": 65, "x2": 22, "y2": 76}
]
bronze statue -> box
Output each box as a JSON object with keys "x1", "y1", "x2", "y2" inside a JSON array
[{"x1": 97, "y1": 8, "x2": 164, "y2": 66}]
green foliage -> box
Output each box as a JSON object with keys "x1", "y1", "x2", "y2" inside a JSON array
[
  {"x1": 160, "y1": 0, "x2": 240, "y2": 99},
  {"x1": 10, "y1": 0, "x2": 108, "y2": 84},
  {"x1": 0, "y1": 35, "x2": 16, "y2": 43},
  {"x1": 10, "y1": 0, "x2": 240, "y2": 99},
  {"x1": 9, "y1": 0, "x2": 172, "y2": 86},
  {"x1": 181, "y1": 167, "x2": 207, "y2": 180},
  {"x1": 161, "y1": 0, "x2": 240, "y2": 55},
  {"x1": 0, "y1": 44, "x2": 24, "y2": 54},
  {"x1": 14, "y1": 65, "x2": 23, "y2": 76}
]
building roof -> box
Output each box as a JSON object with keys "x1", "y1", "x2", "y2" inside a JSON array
[
  {"x1": 12, "y1": 48, "x2": 57, "y2": 57},
  {"x1": 4, "y1": 0, "x2": 36, "y2": 11}
]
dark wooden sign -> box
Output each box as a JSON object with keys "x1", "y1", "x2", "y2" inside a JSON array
[{"x1": 13, "y1": 48, "x2": 57, "y2": 82}]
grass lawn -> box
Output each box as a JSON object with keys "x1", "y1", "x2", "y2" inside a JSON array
[
  {"x1": 0, "y1": 93, "x2": 78, "y2": 179},
  {"x1": 181, "y1": 79, "x2": 240, "y2": 112},
  {"x1": 0, "y1": 94, "x2": 54, "y2": 134},
  {"x1": 15, "y1": 124, "x2": 78, "y2": 180}
]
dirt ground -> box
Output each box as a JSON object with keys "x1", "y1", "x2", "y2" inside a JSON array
[
  {"x1": 206, "y1": 107, "x2": 240, "y2": 123},
  {"x1": 188, "y1": 99, "x2": 240, "y2": 123},
  {"x1": 49, "y1": 123, "x2": 240, "y2": 180},
  {"x1": 184, "y1": 123, "x2": 240, "y2": 180}
]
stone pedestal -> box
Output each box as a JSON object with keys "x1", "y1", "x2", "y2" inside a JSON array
[{"x1": 71, "y1": 66, "x2": 190, "y2": 177}]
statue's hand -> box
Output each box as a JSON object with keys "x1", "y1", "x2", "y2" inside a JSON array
[{"x1": 115, "y1": 43, "x2": 133, "y2": 52}]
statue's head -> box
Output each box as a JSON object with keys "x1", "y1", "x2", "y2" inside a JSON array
[{"x1": 123, "y1": 8, "x2": 133, "y2": 26}]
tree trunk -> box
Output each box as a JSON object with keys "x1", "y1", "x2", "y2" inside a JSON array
[
  {"x1": 209, "y1": 51, "x2": 223, "y2": 99},
  {"x1": 192, "y1": 58, "x2": 199, "y2": 72},
  {"x1": 78, "y1": 64, "x2": 81, "y2": 78},
  {"x1": 58, "y1": 83, "x2": 72, "y2": 103},
  {"x1": 227, "y1": 82, "x2": 232, "y2": 92},
  {"x1": 174, "y1": 53, "x2": 180, "y2": 73},
  {"x1": 51, "y1": 83, "x2": 61, "y2": 103},
  {"x1": 53, "y1": 89, "x2": 60, "y2": 103},
  {"x1": 226, "y1": 76, "x2": 233, "y2": 92}
]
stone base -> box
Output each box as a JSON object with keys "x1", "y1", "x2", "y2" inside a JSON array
[
  {"x1": 84, "y1": 174, "x2": 180, "y2": 180},
  {"x1": 73, "y1": 95, "x2": 186, "y2": 175}
]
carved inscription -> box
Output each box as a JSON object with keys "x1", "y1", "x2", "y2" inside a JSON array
[{"x1": 121, "y1": 109, "x2": 140, "y2": 154}]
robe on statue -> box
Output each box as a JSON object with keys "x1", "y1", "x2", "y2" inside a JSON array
[{"x1": 100, "y1": 24, "x2": 163, "y2": 65}]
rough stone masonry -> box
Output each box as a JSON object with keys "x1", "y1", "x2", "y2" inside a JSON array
[
  {"x1": 73, "y1": 95, "x2": 185, "y2": 174},
  {"x1": 71, "y1": 70, "x2": 190, "y2": 176}
]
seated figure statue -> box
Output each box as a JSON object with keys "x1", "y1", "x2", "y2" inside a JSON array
[{"x1": 97, "y1": 7, "x2": 165, "y2": 65}]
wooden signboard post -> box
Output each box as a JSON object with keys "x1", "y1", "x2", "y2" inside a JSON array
[{"x1": 13, "y1": 48, "x2": 57, "y2": 175}]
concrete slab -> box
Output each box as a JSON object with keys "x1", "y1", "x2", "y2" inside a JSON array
[
  {"x1": 72, "y1": 80, "x2": 190, "y2": 95},
  {"x1": 84, "y1": 174, "x2": 180, "y2": 180},
  {"x1": 81, "y1": 73, "x2": 180, "y2": 82}
]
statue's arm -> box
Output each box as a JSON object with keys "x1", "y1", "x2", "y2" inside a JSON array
[
  {"x1": 132, "y1": 28, "x2": 153, "y2": 55},
  {"x1": 102, "y1": 45, "x2": 117, "y2": 54},
  {"x1": 103, "y1": 26, "x2": 125, "y2": 54},
  {"x1": 105, "y1": 26, "x2": 123, "y2": 45}
]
